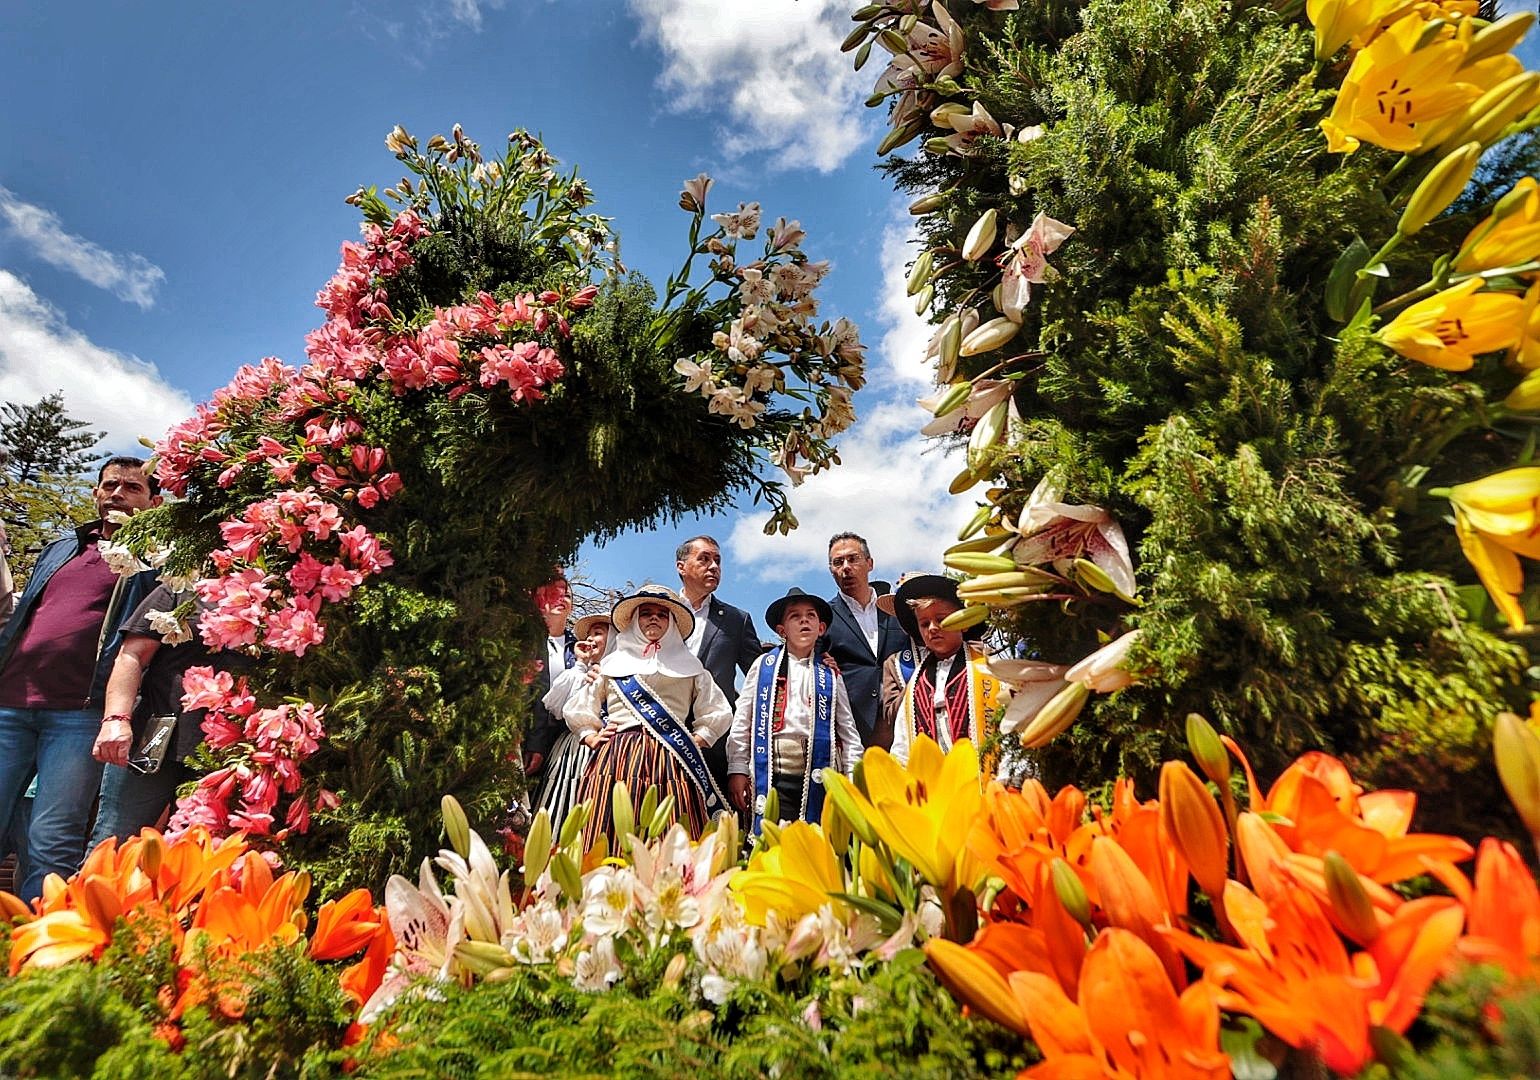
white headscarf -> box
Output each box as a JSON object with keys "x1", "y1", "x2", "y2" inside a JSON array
[{"x1": 599, "y1": 609, "x2": 705, "y2": 679}]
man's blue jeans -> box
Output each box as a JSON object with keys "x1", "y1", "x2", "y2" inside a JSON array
[
  {"x1": 91, "y1": 761, "x2": 190, "y2": 847},
  {"x1": 0, "y1": 707, "x2": 103, "y2": 900}
]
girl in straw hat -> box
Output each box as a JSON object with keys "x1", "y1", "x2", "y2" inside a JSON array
[
  {"x1": 566, "y1": 585, "x2": 734, "y2": 845},
  {"x1": 533, "y1": 611, "x2": 613, "y2": 840}
]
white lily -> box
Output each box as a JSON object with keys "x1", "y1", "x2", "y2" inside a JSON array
[
  {"x1": 1012, "y1": 477, "x2": 1136, "y2": 600},
  {"x1": 1065, "y1": 629, "x2": 1143, "y2": 693}
]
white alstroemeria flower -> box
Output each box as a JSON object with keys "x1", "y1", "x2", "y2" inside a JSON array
[
  {"x1": 679, "y1": 173, "x2": 713, "y2": 213},
  {"x1": 727, "y1": 396, "x2": 766, "y2": 431},
  {"x1": 989, "y1": 659, "x2": 1072, "y2": 734},
  {"x1": 768, "y1": 217, "x2": 806, "y2": 252},
  {"x1": 572, "y1": 934, "x2": 622, "y2": 992},
  {"x1": 675, "y1": 356, "x2": 716, "y2": 395},
  {"x1": 707, "y1": 385, "x2": 746, "y2": 418},
  {"x1": 97, "y1": 540, "x2": 150, "y2": 577},
  {"x1": 738, "y1": 266, "x2": 774, "y2": 306},
  {"x1": 772, "y1": 433, "x2": 810, "y2": 487},
  {"x1": 142, "y1": 539, "x2": 174, "y2": 568},
  {"x1": 1012, "y1": 476, "x2": 1136, "y2": 600},
  {"x1": 641, "y1": 867, "x2": 702, "y2": 934},
  {"x1": 741, "y1": 363, "x2": 778, "y2": 395},
  {"x1": 581, "y1": 866, "x2": 637, "y2": 938},
  {"x1": 712, "y1": 321, "x2": 762, "y2": 365},
  {"x1": 104, "y1": 509, "x2": 134, "y2": 526},
  {"x1": 507, "y1": 897, "x2": 569, "y2": 963},
  {"x1": 711, "y1": 201, "x2": 761, "y2": 240},
  {"x1": 823, "y1": 386, "x2": 856, "y2": 434},
  {"x1": 146, "y1": 608, "x2": 193, "y2": 646},
  {"x1": 1065, "y1": 629, "x2": 1142, "y2": 693}
]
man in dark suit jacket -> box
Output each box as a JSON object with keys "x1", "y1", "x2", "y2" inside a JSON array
[
  {"x1": 822, "y1": 532, "x2": 905, "y2": 747},
  {"x1": 675, "y1": 535, "x2": 762, "y2": 790}
]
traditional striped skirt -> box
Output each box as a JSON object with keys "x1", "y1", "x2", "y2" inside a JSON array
[
  {"x1": 532, "y1": 732, "x2": 592, "y2": 840},
  {"x1": 575, "y1": 728, "x2": 709, "y2": 851}
]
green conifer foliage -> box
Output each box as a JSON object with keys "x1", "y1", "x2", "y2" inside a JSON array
[{"x1": 849, "y1": 0, "x2": 1539, "y2": 814}]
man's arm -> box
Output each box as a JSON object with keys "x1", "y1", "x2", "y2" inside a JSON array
[
  {"x1": 736, "y1": 609, "x2": 763, "y2": 676},
  {"x1": 93, "y1": 634, "x2": 160, "y2": 767}
]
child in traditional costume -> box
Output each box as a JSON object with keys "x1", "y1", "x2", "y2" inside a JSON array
[
  {"x1": 726, "y1": 588, "x2": 861, "y2": 835},
  {"x1": 567, "y1": 585, "x2": 733, "y2": 845},
  {"x1": 877, "y1": 574, "x2": 1004, "y2": 765},
  {"x1": 532, "y1": 612, "x2": 611, "y2": 838}
]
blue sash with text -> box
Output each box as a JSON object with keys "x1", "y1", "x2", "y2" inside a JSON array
[
  {"x1": 750, "y1": 647, "x2": 835, "y2": 834},
  {"x1": 615, "y1": 674, "x2": 726, "y2": 816}
]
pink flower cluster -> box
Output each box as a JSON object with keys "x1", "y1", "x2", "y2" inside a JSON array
[
  {"x1": 167, "y1": 667, "x2": 337, "y2": 839},
  {"x1": 149, "y1": 207, "x2": 601, "y2": 839}
]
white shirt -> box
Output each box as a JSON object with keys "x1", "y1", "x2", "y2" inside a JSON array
[
  {"x1": 838, "y1": 588, "x2": 881, "y2": 654},
  {"x1": 727, "y1": 651, "x2": 861, "y2": 778},
  {"x1": 684, "y1": 591, "x2": 712, "y2": 656},
  {"x1": 546, "y1": 634, "x2": 569, "y2": 688}
]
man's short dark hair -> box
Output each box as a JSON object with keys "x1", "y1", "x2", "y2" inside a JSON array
[
  {"x1": 828, "y1": 532, "x2": 871, "y2": 561},
  {"x1": 98, "y1": 455, "x2": 161, "y2": 496},
  {"x1": 675, "y1": 535, "x2": 720, "y2": 563}
]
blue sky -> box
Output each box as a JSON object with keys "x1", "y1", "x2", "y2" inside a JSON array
[
  {"x1": 0, "y1": 0, "x2": 968, "y2": 632},
  {"x1": 4, "y1": 2, "x2": 1538, "y2": 639}
]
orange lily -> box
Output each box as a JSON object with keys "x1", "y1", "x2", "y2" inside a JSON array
[
  {"x1": 1158, "y1": 762, "x2": 1228, "y2": 903},
  {"x1": 185, "y1": 852, "x2": 308, "y2": 963},
  {"x1": 311, "y1": 888, "x2": 386, "y2": 961},
  {"x1": 339, "y1": 916, "x2": 396, "y2": 1008},
  {"x1": 1007, "y1": 928, "x2": 1228, "y2": 1079},
  {"x1": 1436, "y1": 837, "x2": 1540, "y2": 979},
  {"x1": 1165, "y1": 882, "x2": 1463, "y2": 1073}
]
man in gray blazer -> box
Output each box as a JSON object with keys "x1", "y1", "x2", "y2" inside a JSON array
[
  {"x1": 675, "y1": 535, "x2": 762, "y2": 791},
  {"x1": 822, "y1": 532, "x2": 905, "y2": 748}
]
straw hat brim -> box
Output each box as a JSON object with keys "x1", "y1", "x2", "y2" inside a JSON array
[
  {"x1": 611, "y1": 588, "x2": 695, "y2": 640},
  {"x1": 572, "y1": 613, "x2": 612, "y2": 639}
]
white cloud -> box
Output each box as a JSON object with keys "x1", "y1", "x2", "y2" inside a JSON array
[
  {"x1": 628, "y1": 0, "x2": 873, "y2": 172},
  {"x1": 0, "y1": 270, "x2": 193, "y2": 455},
  {"x1": 443, "y1": 0, "x2": 504, "y2": 30},
  {"x1": 0, "y1": 187, "x2": 165, "y2": 309},
  {"x1": 728, "y1": 205, "x2": 980, "y2": 586}
]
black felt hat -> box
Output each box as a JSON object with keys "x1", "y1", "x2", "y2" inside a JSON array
[
  {"x1": 765, "y1": 587, "x2": 833, "y2": 631},
  {"x1": 880, "y1": 572, "x2": 982, "y2": 643}
]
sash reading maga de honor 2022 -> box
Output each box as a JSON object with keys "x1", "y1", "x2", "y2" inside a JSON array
[{"x1": 614, "y1": 674, "x2": 728, "y2": 816}]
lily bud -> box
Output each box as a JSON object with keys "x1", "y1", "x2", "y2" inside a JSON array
[
  {"x1": 944, "y1": 551, "x2": 1017, "y2": 574},
  {"x1": 957, "y1": 504, "x2": 994, "y2": 540},
  {"x1": 1184, "y1": 713, "x2": 1230, "y2": 789},
  {"x1": 940, "y1": 604, "x2": 990, "y2": 631},
  {"x1": 1159, "y1": 762, "x2": 1229, "y2": 902},
  {"x1": 138, "y1": 832, "x2": 164, "y2": 881},
  {"x1": 1019, "y1": 681, "x2": 1091, "y2": 748},
  {"x1": 930, "y1": 381, "x2": 973, "y2": 418},
  {"x1": 1507, "y1": 370, "x2": 1540, "y2": 412},
  {"x1": 1324, "y1": 851, "x2": 1382, "y2": 944},
  {"x1": 931, "y1": 102, "x2": 971, "y2": 127},
  {"x1": 851, "y1": 4, "x2": 882, "y2": 19},
  {"x1": 948, "y1": 464, "x2": 981, "y2": 494},
  {"x1": 557, "y1": 802, "x2": 588, "y2": 850},
  {"x1": 1072, "y1": 557, "x2": 1132, "y2": 601},
  {"x1": 962, "y1": 209, "x2": 999, "y2": 261},
  {"x1": 910, "y1": 191, "x2": 945, "y2": 215},
  {"x1": 878, "y1": 28, "x2": 909, "y2": 53},
  {"x1": 960, "y1": 316, "x2": 1021, "y2": 357},
  {"x1": 877, "y1": 119, "x2": 927, "y2": 156},
  {"x1": 914, "y1": 283, "x2": 935, "y2": 315},
  {"x1": 924, "y1": 136, "x2": 954, "y2": 155},
  {"x1": 611, "y1": 781, "x2": 635, "y2": 841},
  {"x1": 823, "y1": 771, "x2": 879, "y2": 846},
  {"x1": 1434, "y1": 72, "x2": 1540, "y2": 156},
  {"x1": 1466, "y1": 12, "x2": 1537, "y2": 65},
  {"x1": 1050, "y1": 858, "x2": 1093, "y2": 928},
  {"x1": 841, "y1": 22, "x2": 871, "y2": 52},
  {"x1": 523, "y1": 809, "x2": 553, "y2": 887},
  {"x1": 441, "y1": 794, "x2": 472, "y2": 858},
  {"x1": 940, "y1": 315, "x2": 963, "y2": 374},
  {"x1": 968, "y1": 399, "x2": 1010, "y2": 463},
  {"x1": 1494, "y1": 711, "x2": 1540, "y2": 842},
  {"x1": 662, "y1": 952, "x2": 690, "y2": 990},
  {"x1": 906, "y1": 250, "x2": 934, "y2": 296},
  {"x1": 1399, "y1": 143, "x2": 1481, "y2": 236}
]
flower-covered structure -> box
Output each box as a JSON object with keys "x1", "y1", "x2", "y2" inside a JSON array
[
  {"x1": 109, "y1": 124, "x2": 865, "y2": 892},
  {"x1": 843, "y1": 0, "x2": 1540, "y2": 823}
]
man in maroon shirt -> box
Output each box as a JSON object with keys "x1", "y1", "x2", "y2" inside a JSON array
[{"x1": 0, "y1": 457, "x2": 160, "y2": 899}]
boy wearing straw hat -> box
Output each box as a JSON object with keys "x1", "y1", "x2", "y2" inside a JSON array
[{"x1": 726, "y1": 588, "x2": 860, "y2": 834}]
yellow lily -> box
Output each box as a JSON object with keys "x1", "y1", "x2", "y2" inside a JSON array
[
  {"x1": 730, "y1": 821, "x2": 847, "y2": 925},
  {"x1": 1515, "y1": 279, "x2": 1540, "y2": 370},
  {"x1": 1374, "y1": 277, "x2": 1524, "y2": 370},
  {"x1": 1320, "y1": 16, "x2": 1490, "y2": 154},
  {"x1": 830, "y1": 736, "x2": 984, "y2": 891},
  {"x1": 1453, "y1": 177, "x2": 1540, "y2": 273},
  {"x1": 1446, "y1": 468, "x2": 1540, "y2": 629},
  {"x1": 1307, "y1": 0, "x2": 1407, "y2": 60}
]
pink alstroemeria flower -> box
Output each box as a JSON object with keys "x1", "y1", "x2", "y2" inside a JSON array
[
  {"x1": 1012, "y1": 476, "x2": 1135, "y2": 599},
  {"x1": 998, "y1": 213, "x2": 1076, "y2": 322}
]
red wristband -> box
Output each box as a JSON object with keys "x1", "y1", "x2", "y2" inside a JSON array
[{"x1": 102, "y1": 714, "x2": 133, "y2": 725}]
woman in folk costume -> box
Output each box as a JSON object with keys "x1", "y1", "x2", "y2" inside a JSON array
[
  {"x1": 566, "y1": 585, "x2": 734, "y2": 846},
  {"x1": 533, "y1": 612, "x2": 612, "y2": 838},
  {"x1": 726, "y1": 588, "x2": 862, "y2": 835},
  {"x1": 877, "y1": 574, "x2": 1004, "y2": 767}
]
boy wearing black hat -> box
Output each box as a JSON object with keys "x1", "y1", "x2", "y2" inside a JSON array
[{"x1": 726, "y1": 588, "x2": 860, "y2": 834}]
